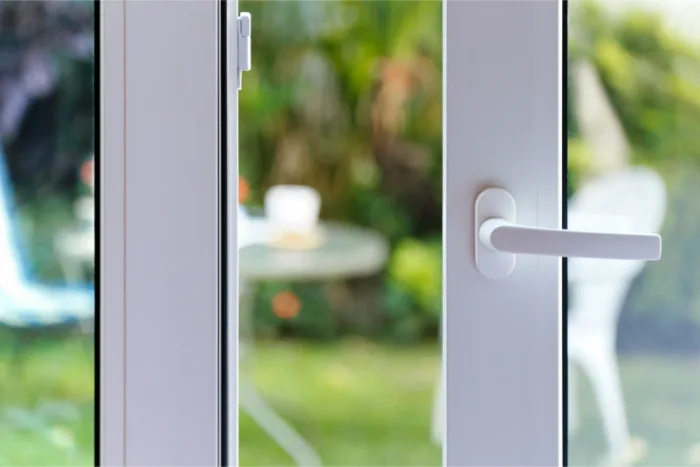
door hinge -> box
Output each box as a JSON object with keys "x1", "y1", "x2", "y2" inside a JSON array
[{"x1": 236, "y1": 13, "x2": 251, "y2": 90}]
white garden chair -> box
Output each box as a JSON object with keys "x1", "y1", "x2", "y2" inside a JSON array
[{"x1": 568, "y1": 166, "x2": 666, "y2": 464}]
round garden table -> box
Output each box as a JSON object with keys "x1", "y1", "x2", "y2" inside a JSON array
[
  {"x1": 239, "y1": 221, "x2": 389, "y2": 467},
  {"x1": 240, "y1": 222, "x2": 389, "y2": 281}
]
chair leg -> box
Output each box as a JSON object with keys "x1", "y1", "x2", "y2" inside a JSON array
[
  {"x1": 579, "y1": 348, "x2": 632, "y2": 463},
  {"x1": 568, "y1": 362, "x2": 578, "y2": 436}
]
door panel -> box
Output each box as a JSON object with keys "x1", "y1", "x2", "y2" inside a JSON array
[
  {"x1": 445, "y1": 1, "x2": 562, "y2": 465},
  {"x1": 102, "y1": 1, "x2": 227, "y2": 464}
]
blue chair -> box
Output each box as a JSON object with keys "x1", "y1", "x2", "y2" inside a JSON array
[{"x1": 0, "y1": 148, "x2": 93, "y2": 329}]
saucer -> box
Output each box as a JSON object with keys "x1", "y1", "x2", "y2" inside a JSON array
[{"x1": 267, "y1": 227, "x2": 325, "y2": 250}]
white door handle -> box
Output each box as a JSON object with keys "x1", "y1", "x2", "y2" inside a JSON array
[
  {"x1": 480, "y1": 218, "x2": 661, "y2": 260},
  {"x1": 475, "y1": 188, "x2": 662, "y2": 279}
]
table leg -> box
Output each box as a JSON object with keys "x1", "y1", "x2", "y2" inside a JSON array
[
  {"x1": 431, "y1": 314, "x2": 444, "y2": 446},
  {"x1": 240, "y1": 380, "x2": 323, "y2": 466},
  {"x1": 239, "y1": 281, "x2": 323, "y2": 466}
]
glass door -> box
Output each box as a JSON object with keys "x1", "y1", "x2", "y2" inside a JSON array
[
  {"x1": 232, "y1": 1, "x2": 700, "y2": 465},
  {"x1": 234, "y1": 1, "x2": 443, "y2": 465},
  {"x1": 0, "y1": 2, "x2": 95, "y2": 465},
  {"x1": 444, "y1": 1, "x2": 694, "y2": 465},
  {"x1": 567, "y1": 1, "x2": 700, "y2": 465}
]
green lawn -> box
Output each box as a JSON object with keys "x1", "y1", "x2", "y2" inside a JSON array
[
  {"x1": 3, "y1": 336, "x2": 700, "y2": 467},
  {"x1": 569, "y1": 356, "x2": 700, "y2": 466},
  {"x1": 242, "y1": 345, "x2": 700, "y2": 466},
  {"x1": 240, "y1": 341, "x2": 442, "y2": 467},
  {"x1": 0, "y1": 332, "x2": 94, "y2": 467}
]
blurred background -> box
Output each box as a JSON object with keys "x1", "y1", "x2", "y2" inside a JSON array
[
  {"x1": 239, "y1": 1, "x2": 700, "y2": 466},
  {"x1": 236, "y1": 1, "x2": 442, "y2": 466},
  {"x1": 0, "y1": 1, "x2": 95, "y2": 466},
  {"x1": 6, "y1": 0, "x2": 700, "y2": 465},
  {"x1": 568, "y1": 0, "x2": 700, "y2": 466}
]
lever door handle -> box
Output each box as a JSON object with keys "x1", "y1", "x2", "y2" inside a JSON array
[
  {"x1": 475, "y1": 188, "x2": 662, "y2": 279},
  {"x1": 480, "y1": 218, "x2": 661, "y2": 260}
]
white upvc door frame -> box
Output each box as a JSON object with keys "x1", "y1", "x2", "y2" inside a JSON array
[
  {"x1": 101, "y1": 0, "x2": 564, "y2": 465},
  {"x1": 101, "y1": 1, "x2": 234, "y2": 465},
  {"x1": 445, "y1": 1, "x2": 563, "y2": 465},
  {"x1": 226, "y1": 0, "x2": 240, "y2": 463}
]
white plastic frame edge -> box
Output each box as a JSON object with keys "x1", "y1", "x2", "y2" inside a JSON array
[
  {"x1": 101, "y1": 1, "x2": 229, "y2": 465},
  {"x1": 445, "y1": 1, "x2": 563, "y2": 465}
]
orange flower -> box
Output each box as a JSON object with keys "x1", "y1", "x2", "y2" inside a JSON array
[
  {"x1": 272, "y1": 291, "x2": 301, "y2": 319},
  {"x1": 81, "y1": 159, "x2": 94, "y2": 186},
  {"x1": 238, "y1": 176, "x2": 250, "y2": 203}
]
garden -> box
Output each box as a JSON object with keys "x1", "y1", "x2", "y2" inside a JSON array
[{"x1": 3, "y1": 0, "x2": 700, "y2": 466}]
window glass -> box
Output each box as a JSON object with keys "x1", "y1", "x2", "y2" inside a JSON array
[
  {"x1": 0, "y1": 2, "x2": 95, "y2": 465},
  {"x1": 236, "y1": 1, "x2": 443, "y2": 465},
  {"x1": 568, "y1": 1, "x2": 700, "y2": 465}
]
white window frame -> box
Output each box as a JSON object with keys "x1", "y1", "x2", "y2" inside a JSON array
[
  {"x1": 100, "y1": 1, "x2": 234, "y2": 464},
  {"x1": 444, "y1": 1, "x2": 563, "y2": 465}
]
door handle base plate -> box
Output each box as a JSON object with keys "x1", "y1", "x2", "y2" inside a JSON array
[{"x1": 475, "y1": 188, "x2": 516, "y2": 279}]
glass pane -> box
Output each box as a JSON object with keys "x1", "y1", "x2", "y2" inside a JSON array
[
  {"x1": 567, "y1": 1, "x2": 700, "y2": 465},
  {"x1": 235, "y1": 1, "x2": 443, "y2": 465},
  {"x1": 0, "y1": 2, "x2": 95, "y2": 465}
]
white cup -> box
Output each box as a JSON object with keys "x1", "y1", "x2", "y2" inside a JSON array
[{"x1": 264, "y1": 185, "x2": 321, "y2": 238}]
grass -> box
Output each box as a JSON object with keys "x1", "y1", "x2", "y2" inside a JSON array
[
  {"x1": 2, "y1": 335, "x2": 700, "y2": 466},
  {"x1": 0, "y1": 331, "x2": 94, "y2": 466},
  {"x1": 239, "y1": 340, "x2": 442, "y2": 467},
  {"x1": 569, "y1": 355, "x2": 700, "y2": 466}
]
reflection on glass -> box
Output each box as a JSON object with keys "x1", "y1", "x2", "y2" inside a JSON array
[
  {"x1": 0, "y1": 2, "x2": 95, "y2": 466},
  {"x1": 236, "y1": 1, "x2": 442, "y2": 465},
  {"x1": 568, "y1": 1, "x2": 700, "y2": 465}
]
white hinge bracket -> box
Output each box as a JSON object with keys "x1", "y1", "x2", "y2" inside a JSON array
[{"x1": 236, "y1": 13, "x2": 251, "y2": 90}]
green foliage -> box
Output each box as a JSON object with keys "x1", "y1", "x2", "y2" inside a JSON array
[
  {"x1": 389, "y1": 238, "x2": 441, "y2": 318},
  {"x1": 570, "y1": 1, "x2": 700, "y2": 169},
  {"x1": 567, "y1": 138, "x2": 592, "y2": 199},
  {"x1": 240, "y1": 0, "x2": 443, "y2": 343},
  {"x1": 380, "y1": 238, "x2": 441, "y2": 343},
  {"x1": 253, "y1": 282, "x2": 338, "y2": 341}
]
